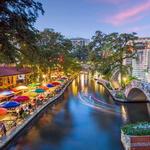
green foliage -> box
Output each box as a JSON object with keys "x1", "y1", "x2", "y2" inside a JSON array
[
  {"x1": 0, "y1": 0, "x2": 44, "y2": 63},
  {"x1": 89, "y1": 31, "x2": 138, "y2": 87},
  {"x1": 106, "y1": 82, "x2": 113, "y2": 90},
  {"x1": 122, "y1": 122, "x2": 150, "y2": 136},
  {"x1": 115, "y1": 91, "x2": 125, "y2": 99},
  {"x1": 71, "y1": 45, "x2": 89, "y2": 62}
]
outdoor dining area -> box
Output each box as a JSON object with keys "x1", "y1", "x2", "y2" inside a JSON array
[{"x1": 0, "y1": 76, "x2": 68, "y2": 138}]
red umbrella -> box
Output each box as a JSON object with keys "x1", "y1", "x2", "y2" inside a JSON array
[
  {"x1": 0, "y1": 108, "x2": 8, "y2": 115},
  {"x1": 51, "y1": 81, "x2": 61, "y2": 86},
  {"x1": 13, "y1": 96, "x2": 30, "y2": 102}
]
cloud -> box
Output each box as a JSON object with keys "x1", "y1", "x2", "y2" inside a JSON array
[{"x1": 105, "y1": 0, "x2": 150, "y2": 26}]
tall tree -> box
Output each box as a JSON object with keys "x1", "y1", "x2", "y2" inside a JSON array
[
  {"x1": 89, "y1": 31, "x2": 138, "y2": 88},
  {"x1": 0, "y1": 0, "x2": 44, "y2": 63}
]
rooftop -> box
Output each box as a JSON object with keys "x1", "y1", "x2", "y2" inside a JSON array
[{"x1": 0, "y1": 66, "x2": 31, "y2": 77}]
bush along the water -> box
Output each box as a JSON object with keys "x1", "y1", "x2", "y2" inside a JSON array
[
  {"x1": 115, "y1": 91, "x2": 125, "y2": 99},
  {"x1": 106, "y1": 82, "x2": 113, "y2": 90},
  {"x1": 122, "y1": 122, "x2": 150, "y2": 136}
]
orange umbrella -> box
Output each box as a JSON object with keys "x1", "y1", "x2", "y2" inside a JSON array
[
  {"x1": 39, "y1": 86, "x2": 49, "y2": 90},
  {"x1": 0, "y1": 108, "x2": 8, "y2": 115}
]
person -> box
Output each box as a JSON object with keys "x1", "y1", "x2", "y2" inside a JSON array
[
  {"x1": 19, "y1": 107, "x2": 24, "y2": 118},
  {"x1": 0, "y1": 122, "x2": 7, "y2": 136}
]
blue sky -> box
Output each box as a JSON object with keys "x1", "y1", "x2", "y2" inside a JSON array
[{"x1": 35, "y1": 0, "x2": 150, "y2": 39}]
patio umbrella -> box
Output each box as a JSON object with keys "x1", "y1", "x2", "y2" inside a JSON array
[
  {"x1": 51, "y1": 81, "x2": 61, "y2": 86},
  {"x1": 13, "y1": 96, "x2": 30, "y2": 103},
  {"x1": 28, "y1": 84, "x2": 36, "y2": 88},
  {"x1": 15, "y1": 85, "x2": 28, "y2": 91},
  {"x1": 0, "y1": 108, "x2": 8, "y2": 115},
  {"x1": 0, "y1": 101, "x2": 20, "y2": 108},
  {"x1": 58, "y1": 79, "x2": 65, "y2": 82},
  {"x1": 0, "y1": 90, "x2": 14, "y2": 97},
  {"x1": 35, "y1": 89, "x2": 45, "y2": 93},
  {"x1": 47, "y1": 84, "x2": 54, "y2": 88},
  {"x1": 28, "y1": 83, "x2": 41, "y2": 87},
  {"x1": 39, "y1": 86, "x2": 49, "y2": 90},
  {"x1": 23, "y1": 92, "x2": 37, "y2": 97}
]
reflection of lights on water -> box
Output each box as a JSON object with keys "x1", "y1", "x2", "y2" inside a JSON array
[
  {"x1": 72, "y1": 80, "x2": 78, "y2": 96},
  {"x1": 121, "y1": 105, "x2": 128, "y2": 123},
  {"x1": 84, "y1": 87, "x2": 88, "y2": 94},
  {"x1": 99, "y1": 85, "x2": 104, "y2": 94},
  {"x1": 81, "y1": 74, "x2": 85, "y2": 90},
  {"x1": 77, "y1": 76, "x2": 80, "y2": 83},
  {"x1": 147, "y1": 103, "x2": 150, "y2": 117},
  {"x1": 94, "y1": 81, "x2": 98, "y2": 91}
]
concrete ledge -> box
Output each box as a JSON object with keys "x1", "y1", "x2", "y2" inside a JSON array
[
  {"x1": 0, "y1": 78, "x2": 74, "y2": 149},
  {"x1": 121, "y1": 131, "x2": 150, "y2": 150},
  {"x1": 96, "y1": 79, "x2": 150, "y2": 103}
]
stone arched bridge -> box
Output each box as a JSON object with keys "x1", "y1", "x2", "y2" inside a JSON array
[{"x1": 125, "y1": 80, "x2": 150, "y2": 102}]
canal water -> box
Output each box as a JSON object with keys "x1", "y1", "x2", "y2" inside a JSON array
[{"x1": 8, "y1": 73, "x2": 150, "y2": 150}]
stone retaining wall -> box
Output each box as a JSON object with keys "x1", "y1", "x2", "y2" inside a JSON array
[{"x1": 121, "y1": 131, "x2": 150, "y2": 150}]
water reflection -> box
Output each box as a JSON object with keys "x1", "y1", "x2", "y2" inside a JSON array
[{"x1": 8, "y1": 73, "x2": 150, "y2": 150}]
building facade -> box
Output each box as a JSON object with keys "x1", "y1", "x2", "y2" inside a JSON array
[
  {"x1": 0, "y1": 66, "x2": 31, "y2": 89},
  {"x1": 132, "y1": 37, "x2": 150, "y2": 82},
  {"x1": 70, "y1": 38, "x2": 90, "y2": 47}
]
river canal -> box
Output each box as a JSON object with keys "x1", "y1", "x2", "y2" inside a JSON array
[{"x1": 8, "y1": 73, "x2": 150, "y2": 150}]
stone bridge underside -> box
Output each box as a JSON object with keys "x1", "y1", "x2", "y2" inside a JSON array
[{"x1": 127, "y1": 88, "x2": 147, "y2": 101}]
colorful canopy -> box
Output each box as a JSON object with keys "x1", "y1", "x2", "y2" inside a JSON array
[
  {"x1": 13, "y1": 96, "x2": 30, "y2": 102},
  {"x1": 47, "y1": 84, "x2": 54, "y2": 88},
  {"x1": 0, "y1": 108, "x2": 7, "y2": 115},
  {"x1": 28, "y1": 83, "x2": 41, "y2": 87},
  {"x1": 58, "y1": 79, "x2": 65, "y2": 82},
  {"x1": 0, "y1": 101, "x2": 20, "y2": 108},
  {"x1": 0, "y1": 90, "x2": 14, "y2": 97},
  {"x1": 39, "y1": 86, "x2": 48, "y2": 90},
  {"x1": 15, "y1": 85, "x2": 28, "y2": 91},
  {"x1": 35, "y1": 89, "x2": 45, "y2": 93},
  {"x1": 51, "y1": 81, "x2": 61, "y2": 86},
  {"x1": 23, "y1": 92, "x2": 37, "y2": 97}
]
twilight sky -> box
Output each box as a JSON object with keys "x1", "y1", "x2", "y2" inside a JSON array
[{"x1": 35, "y1": 0, "x2": 150, "y2": 39}]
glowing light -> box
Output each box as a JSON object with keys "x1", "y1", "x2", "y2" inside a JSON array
[
  {"x1": 123, "y1": 77, "x2": 127, "y2": 83},
  {"x1": 72, "y1": 80, "x2": 78, "y2": 96},
  {"x1": 43, "y1": 74, "x2": 46, "y2": 78},
  {"x1": 81, "y1": 74, "x2": 85, "y2": 90},
  {"x1": 121, "y1": 105, "x2": 128, "y2": 123},
  {"x1": 78, "y1": 93, "x2": 121, "y2": 115}
]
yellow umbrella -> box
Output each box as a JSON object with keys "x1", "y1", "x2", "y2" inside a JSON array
[
  {"x1": 23, "y1": 92, "x2": 37, "y2": 98},
  {"x1": 15, "y1": 85, "x2": 28, "y2": 91}
]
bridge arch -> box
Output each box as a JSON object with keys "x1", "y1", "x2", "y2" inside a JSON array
[{"x1": 127, "y1": 88, "x2": 147, "y2": 101}]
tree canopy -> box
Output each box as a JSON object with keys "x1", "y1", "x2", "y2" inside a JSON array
[
  {"x1": 0, "y1": 0, "x2": 44, "y2": 63},
  {"x1": 89, "y1": 31, "x2": 138, "y2": 87}
]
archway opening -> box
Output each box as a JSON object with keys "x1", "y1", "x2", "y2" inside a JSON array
[{"x1": 127, "y1": 88, "x2": 147, "y2": 101}]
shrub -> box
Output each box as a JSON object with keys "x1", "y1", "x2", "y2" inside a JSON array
[
  {"x1": 106, "y1": 82, "x2": 113, "y2": 90},
  {"x1": 122, "y1": 122, "x2": 150, "y2": 136},
  {"x1": 115, "y1": 92, "x2": 125, "y2": 99}
]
